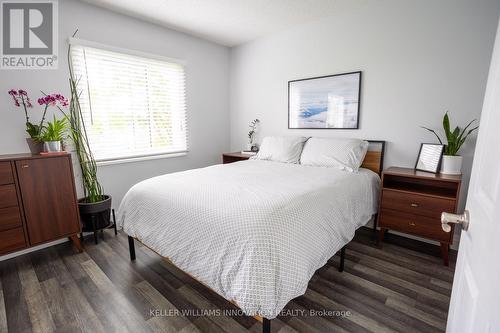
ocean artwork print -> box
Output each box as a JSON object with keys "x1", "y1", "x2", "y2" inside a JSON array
[{"x1": 288, "y1": 71, "x2": 361, "y2": 129}]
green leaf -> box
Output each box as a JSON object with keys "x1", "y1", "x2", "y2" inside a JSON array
[
  {"x1": 460, "y1": 126, "x2": 479, "y2": 146},
  {"x1": 26, "y1": 122, "x2": 41, "y2": 139},
  {"x1": 449, "y1": 126, "x2": 459, "y2": 147},
  {"x1": 454, "y1": 121, "x2": 478, "y2": 155},
  {"x1": 456, "y1": 119, "x2": 476, "y2": 144},
  {"x1": 443, "y1": 112, "x2": 451, "y2": 142},
  {"x1": 40, "y1": 115, "x2": 68, "y2": 141},
  {"x1": 420, "y1": 126, "x2": 443, "y2": 144}
]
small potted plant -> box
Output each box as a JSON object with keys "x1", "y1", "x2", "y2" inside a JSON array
[
  {"x1": 40, "y1": 115, "x2": 68, "y2": 152},
  {"x1": 422, "y1": 112, "x2": 478, "y2": 175}
]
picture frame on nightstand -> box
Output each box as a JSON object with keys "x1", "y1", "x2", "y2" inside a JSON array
[{"x1": 415, "y1": 143, "x2": 444, "y2": 174}]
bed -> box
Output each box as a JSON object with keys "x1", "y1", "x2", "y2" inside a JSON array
[{"x1": 118, "y1": 140, "x2": 385, "y2": 332}]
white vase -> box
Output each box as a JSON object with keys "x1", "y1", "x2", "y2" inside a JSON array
[{"x1": 440, "y1": 155, "x2": 463, "y2": 175}]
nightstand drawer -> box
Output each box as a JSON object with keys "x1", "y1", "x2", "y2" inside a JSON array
[
  {"x1": 381, "y1": 189, "x2": 455, "y2": 219},
  {"x1": 0, "y1": 227, "x2": 26, "y2": 255},
  {"x1": 0, "y1": 162, "x2": 13, "y2": 185},
  {"x1": 379, "y1": 209, "x2": 451, "y2": 242},
  {"x1": 0, "y1": 206, "x2": 22, "y2": 231},
  {"x1": 0, "y1": 184, "x2": 18, "y2": 209}
]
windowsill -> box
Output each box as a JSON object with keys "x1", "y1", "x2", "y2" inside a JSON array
[{"x1": 96, "y1": 152, "x2": 187, "y2": 167}]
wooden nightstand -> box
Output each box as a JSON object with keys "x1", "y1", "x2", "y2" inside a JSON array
[
  {"x1": 222, "y1": 152, "x2": 253, "y2": 164},
  {"x1": 377, "y1": 167, "x2": 462, "y2": 266}
]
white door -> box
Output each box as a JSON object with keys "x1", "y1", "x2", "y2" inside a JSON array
[{"x1": 446, "y1": 18, "x2": 500, "y2": 333}]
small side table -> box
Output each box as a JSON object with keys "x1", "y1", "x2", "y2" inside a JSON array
[
  {"x1": 376, "y1": 167, "x2": 461, "y2": 265},
  {"x1": 222, "y1": 152, "x2": 253, "y2": 164}
]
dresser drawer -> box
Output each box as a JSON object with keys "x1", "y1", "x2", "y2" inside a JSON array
[
  {"x1": 381, "y1": 189, "x2": 455, "y2": 219},
  {"x1": 0, "y1": 227, "x2": 26, "y2": 255},
  {"x1": 379, "y1": 209, "x2": 452, "y2": 243},
  {"x1": 0, "y1": 206, "x2": 22, "y2": 231},
  {"x1": 0, "y1": 162, "x2": 13, "y2": 185},
  {"x1": 0, "y1": 184, "x2": 18, "y2": 209}
]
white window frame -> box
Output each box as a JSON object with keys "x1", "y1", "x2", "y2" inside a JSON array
[{"x1": 69, "y1": 38, "x2": 188, "y2": 166}]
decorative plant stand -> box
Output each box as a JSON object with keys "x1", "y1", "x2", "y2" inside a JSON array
[{"x1": 79, "y1": 208, "x2": 118, "y2": 244}]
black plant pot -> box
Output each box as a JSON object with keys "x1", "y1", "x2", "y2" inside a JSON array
[{"x1": 78, "y1": 195, "x2": 112, "y2": 233}]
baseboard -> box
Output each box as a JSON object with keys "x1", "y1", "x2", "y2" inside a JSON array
[
  {"x1": 0, "y1": 231, "x2": 98, "y2": 261},
  {"x1": 0, "y1": 238, "x2": 69, "y2": 261}
]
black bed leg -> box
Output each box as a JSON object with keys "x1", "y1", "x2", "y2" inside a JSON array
[
  {"x1": 339, "y1": 245, "x2": 346, "y2": 272},
  {"x1": 128, "y1": 236, "x2": 136, "y2": 261},
  {"x1": 373, "y1": 213, "x2": 378, "y2": 232},
  {"x1": 262, "y1": 318, "x2": 270, "y2": 333},
  {"x1": 112, "y1": 209, "x2": 118, "y2": 236}
]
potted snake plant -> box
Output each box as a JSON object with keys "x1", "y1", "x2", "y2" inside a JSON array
[
  {"x1": 65, "y1": 32, "x2": 112, "y2": 234},
  {"x1": 422, "y1": 112, "x2": 478, "y2": 175}
]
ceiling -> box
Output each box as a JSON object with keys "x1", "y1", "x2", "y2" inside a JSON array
[{"x1": 80, "y1": 0, "x2": 340, "y2": 47}]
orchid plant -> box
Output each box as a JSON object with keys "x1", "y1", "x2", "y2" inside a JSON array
[
  {"x1": 248, "y1": 119, "x2": 260, "y2": 146},
  {"x1": 8, "y1": 89, "x2": 68, "y2": 141}
]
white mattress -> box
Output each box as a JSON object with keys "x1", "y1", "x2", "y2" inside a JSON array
[{"x1": 117, "y1": 159, "x2": 380, "y2": 318}]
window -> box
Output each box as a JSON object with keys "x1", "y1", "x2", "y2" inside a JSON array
[{"x1": 70, "y1": 39, "x2": 187, "y2": 163}]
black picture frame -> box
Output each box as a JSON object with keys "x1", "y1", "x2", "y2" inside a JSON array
[
  {"x1": 288, "y1": 71, "x2": 362, "y2": 129},
  {"x1": 414, "y1": 143, "x2": 445, "y2": 174}
]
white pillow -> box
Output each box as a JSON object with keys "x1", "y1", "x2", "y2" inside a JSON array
[
  {"x1": 254, "y1": 136, "x2": 308, "y2": 163},
  {"x1": 300, "y1": 137, "x2": 369, "y2": 172}
]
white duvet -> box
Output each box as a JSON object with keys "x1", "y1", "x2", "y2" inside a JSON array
[{"x1": 118, "y1": 159, "x2": 380, "y2": 318}]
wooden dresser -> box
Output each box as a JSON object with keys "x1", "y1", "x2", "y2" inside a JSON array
[
  {"x1": 222, "y1": 152, "x2": 253, "y2": 164},
  {"x1": 377, "y1": 167, "x2": 461, "y2": 265},
  {"x1": 0, "y1": 153, "x2": 82, "y2": 256}
]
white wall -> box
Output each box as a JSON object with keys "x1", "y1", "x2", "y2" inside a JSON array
[
  {"x1": 229, "y1": 0, "x2": 500, "y2": 216},
  {"x1": 2, "y1": 0, "x2": 499, "y2": 256},
  {"x1": 0, "y1": 0, "x2": 230, "y2": 206}
]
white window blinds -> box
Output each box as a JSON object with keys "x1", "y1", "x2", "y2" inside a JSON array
[{"x1": 70, "y1": 41, "x2": 187, "y2": 162}]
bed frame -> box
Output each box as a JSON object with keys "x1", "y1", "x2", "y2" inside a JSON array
[
  {"x1": 126, "y1": 140, "x2": 385, "y2": 333},
  {"x1": 361, "y1": 140, "x2": 386, "y2": 232},
  {"x1": 361, "y1": 140, "x2": 386, "y2": 176}
]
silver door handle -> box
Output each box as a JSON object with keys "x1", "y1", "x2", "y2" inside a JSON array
[{"x1": 441, "y1": 210, "x2": 469, "y2": 232}]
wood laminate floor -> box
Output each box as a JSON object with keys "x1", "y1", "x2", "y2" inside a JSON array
[{"x1": 0, "y1": 228, "x2": 456, "y2": 333}]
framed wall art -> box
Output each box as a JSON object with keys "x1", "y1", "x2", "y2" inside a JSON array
[{"x1": 288, "y1": 71, "x2": 361, "y2": 129}]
